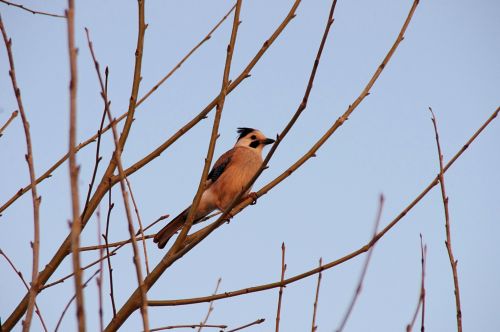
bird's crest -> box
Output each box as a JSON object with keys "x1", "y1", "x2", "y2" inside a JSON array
[{"x1": 236, "y1": 127, "x2": 256, "y2": 140}]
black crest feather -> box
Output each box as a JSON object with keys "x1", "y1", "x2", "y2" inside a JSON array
[{"x1": 236, "y1": 127, "x2": 256, "y2": 140}]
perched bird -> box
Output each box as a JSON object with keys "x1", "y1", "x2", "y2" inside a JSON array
[{"x1": 153, "y1": 127, "x2": 275, "y2": 249}]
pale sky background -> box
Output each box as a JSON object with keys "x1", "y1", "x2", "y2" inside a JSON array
[{"x1": 1, "y1": 0, "x2": 499, "y2": 331}]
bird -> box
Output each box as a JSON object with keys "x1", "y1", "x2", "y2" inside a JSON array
[{"x1": 153, "y1": 127, "x2": 275, "y2": 249}]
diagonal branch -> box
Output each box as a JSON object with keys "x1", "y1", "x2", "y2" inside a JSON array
[
  {"x1": 147, "y1": 105, "x2": 499, "y2": 308},
  {"x1": 227, "y1": 318, "x2": 265, "y2": 332},
  {"x1": 170, "y1": 0, "x2": 242, "y2": 252},
  {"x1": 336, "y1": 195, "x2": 384, "y2": 332},
  {"x1": 2, "y1": 0, "x2": 148, "y2": 329},
  {"x1": 85, "y1": 24, "x2": 150, "y2": 331},
  {"x1": 54, "y1": 269, "x2": 100, "y2": 332},
  {"x1": 197, "y1": 277, "x2": 222, "y2": 332},
  {"x1": 0, "y1": 2, "x2": 235, "y2": 214},
  {"x1": 0, "y1": 110, "x2": 18, "y2": 137},
  {"x1": 102, "y1": 2, "x2": 302, "y2": 330},
  {"x1": 0, "y1": 249, "x2": 48, "y2": 332},
  {"x1": 0, "y1": 14, "x2": 41, "y2": 332},
  {"x1": 429, "y1": 107, "x2": 462, "y2": 332},
  {"x1": 112, "y1": 0, "x2": 302, "y2": 183},
  {"x1": 0, "y1": 0, "x2": 65, "y2": 18},
  {"x1": 147, "y1": 0, "x2": 419, "y2": 296}
]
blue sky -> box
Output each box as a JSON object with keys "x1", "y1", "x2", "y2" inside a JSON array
[{"x1": 1, "y1": 0, "x2": 499, "y2": 331}]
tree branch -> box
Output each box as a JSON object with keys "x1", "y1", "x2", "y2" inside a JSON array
[
  {"x1": 0, "y1": 110, "x2": 18, "y2": 137},
  {"x1": 0, "y1": 0, "x2": 65, "y2": 18},
  {"x1": 336, "y1": 195, "x2": 384, "y2": 332},
  {"x1": 429, "y1": 107, "x2": 462, "y2": 332},
  {"x1": 0, "y1": 14, "x2": 41, "y2": 332}
]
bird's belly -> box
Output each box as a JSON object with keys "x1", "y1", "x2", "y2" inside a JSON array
[{"x1": 210, "y1": 161, "x2": 260, "y2": 209}]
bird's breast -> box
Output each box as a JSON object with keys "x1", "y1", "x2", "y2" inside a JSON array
[{"x1": 210, "y1": 148, "x2": 262, "y2": 209}]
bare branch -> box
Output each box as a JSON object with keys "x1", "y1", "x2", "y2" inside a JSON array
[
  {"x1": 41, "y1": 241, "x2": 118, "y2": 291},
  {"x1": 227, "y1": 318, "x2": 265, "y2": 332},
  {"x1": 147, "y1": 102, "x2": 500, "y2": 308},
  {"x1": 54, "y1": 269, "x2": 100, "y2": 332},
  {"x1": 0, "y1": 14, "x2": 41, "y2": 332},
  {"x1": 0, "y1": 110, "x2": 18, "y2": 137},
  {"x1": 0, "y1": 0, "x2": 65, "y2": 18},
  {"x1": 80, "y1": 233, "x2": 155, "y2": 252},
  {"x1": 137, "y1": 214, "x2": 170, "y2": 236},
  {"x1": 96, "y1": 208, "x2": 105, "y2": 332},
  {"x1": 429, "y1": 107, "x2": 462, "y2": 332},
  {"x1": 197, "y1": 278, "x2": 222, "y2": 332},
  {"x1": 0, "y1": 249, "x2": 48, "y2": 332},
  {"x1": 170, "y1": 0, "x2": 242, "y2": 252},
  {"x1": 113, "y1": 0, "x2": 302, "y2": 183},
  {"x1": 100, "y1": 2, "x2": 301, "y2": 321},
  {"x1": 146, "y1": 0, "x2": 421, "y2": 312},
  {"x1": 66, "y1": 1, "x2": 85, "y2": 330},
  {"x1": 311, "y1": 258, "x2": 323, "y2": 332},
  {"x1": 336, "y1": 195, "x2": 384, "y2": 332},
  {"x1": 137, "y1": 2, "x2": 237, "y2": 106},
  {"x1": 104, "y1": 185, "x2": 117, "y2": 316},
  {"x1": 125, "y1": 177, "x2": 151, "y2": 274},
  {"x1": 150, "y1": 324, "x2": 227, "y2": 331},
  {"x1": 85, "y1": 18, "x2": 150, "y2": 331},
  {"x1": 0, "y1": 2, "x2": 236, "y2": 214},
  {"x1": 275, "y1": 243, "x2": 287, "y2": 332},
  {"x1": 406, "y1": 234, "x2": 427, "y2": 332}
]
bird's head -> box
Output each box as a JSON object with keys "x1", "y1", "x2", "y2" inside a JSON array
[{"x1": 235, "y1": 127, "x2": 275, "y2": 152}]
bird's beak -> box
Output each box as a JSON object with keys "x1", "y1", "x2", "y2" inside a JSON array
[{"x1": 261, "y1": 138, "x2": 275, "y2": 145}]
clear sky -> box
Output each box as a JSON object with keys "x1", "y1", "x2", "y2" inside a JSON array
[{"x1": 1, "y1": 0, "x2": 499, "y2": 331}]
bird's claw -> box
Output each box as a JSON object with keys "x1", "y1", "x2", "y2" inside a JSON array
[{"x1": 248, "y1": 192, "x2": 258, "y2": 205}]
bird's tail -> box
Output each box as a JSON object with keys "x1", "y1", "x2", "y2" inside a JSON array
[{"x1": 153, "y1": 207, "x2": 190, "y2": 249}]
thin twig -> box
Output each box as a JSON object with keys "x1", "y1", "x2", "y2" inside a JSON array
[
  {"x1": 0, "y1": 0, "x2": 65, "y2": 18},
  {"x1": 275, "y1": 243, "x2": 286, "y2": 332},
  {"x1": 110, "y1": 0, "x2": 302, "y2": 184},
  {"x1": 406, "y1": 234, "x2": 427, "y2": 332},
  {"x1": 150, "y1": 324, "x2": 227, "y2": 331},
  {"x1": 80, "y1": 233, "x2": 155, "y2": 252},
  {"x1": 227, "y1": 318, "x2": 265, "y2": 332},
  {"x1": 0, "y1": 2, "x2": 236, "y2": 214},
  {"x1": 429, "y1": 107, "x2": 462, "y2": 332},
  {"x1": 0, "y1": 249, "x2": 48, "y2": 332},
  {"x1": 137, "y1": 214, "x2": 170, "y2": 236},
  {"x1": 311, "y1": 258, "x2": 323, "y2": 332},
  {"x1": 125, "y1": 177, "x2": 151, "y2": 274},
  {"x1": 0, "y1": 110, "x2": 18, "y2": 137},
  {"x1": 0, "y1": 14, "x2": 41, "y2": 332},
  {"x1": 66, "y1": 1, "x2": 85, "y2": 330},
  {"x1": 170, "y1": 0, "x2": 242, "y2": 253},
  {"x1": 337, "y1": 195, "x2": 384, "y2": 332},
  {"x1": 137, "y1": 2, "x2": 236, "y2": 106},
  {"x1": 86, "y1": 17, "x2": 151, "y2": 331},
  {"x1": 198, "y1": 278, "x2": 222, "y2": 332},
  {"x1": 41, "y1": 241, "x2": 119, "y2": 290},
  {"x1": 226, "y1": 0, "x2": 338, "y2": 219},
  {"x1": 3, "y1": 3, "x2": 151, "y2": 329},
  {"x1": 81, "y1": 58, "x2": 109, "y2": 222},
  {"x1": 96, "y1": 207, "x2": 105, "y2": 332},
  {"x1": 104, "y1": 184, "x2": 117, "y2": 316},
  {"x1": 54, "y1": 269, "x2": 100, "y2": 332}
]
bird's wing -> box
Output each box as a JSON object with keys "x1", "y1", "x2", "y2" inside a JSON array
[{"x1": 206, "y1": 148, "x2": 234, "y2": 186}]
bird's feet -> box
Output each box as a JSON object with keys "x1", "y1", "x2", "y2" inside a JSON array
[{"x1": 248, "y1": 192, "x2": 258, "y2": 205}]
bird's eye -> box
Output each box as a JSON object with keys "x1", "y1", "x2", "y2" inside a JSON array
[{"x1": 250, "y1": 135, "x2": 256, "y2": 139}]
